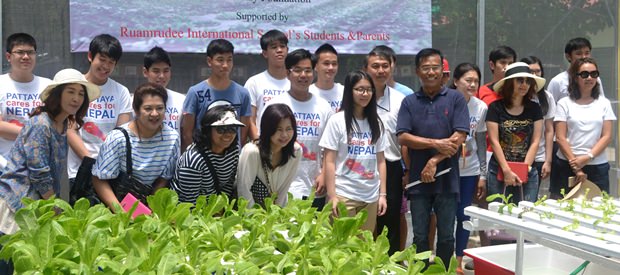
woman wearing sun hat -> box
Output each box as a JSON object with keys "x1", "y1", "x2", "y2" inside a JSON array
[
  {"x1": 485, "y1": 62, "x2": 545, "y2": 203},
  {"x1": 0, "y1": 68, "x2": 100, "y2": 234}
]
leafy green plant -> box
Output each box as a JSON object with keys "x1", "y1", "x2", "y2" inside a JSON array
[
  {"x1": 562, "y1": 218, "x2": 580, "y2": 231},
  {"x1": 0, "y1": 189, "x2": 455, "y2": 274},
  {"x1": 486, "y1": 193, "x2": 517, "y2": 215}
]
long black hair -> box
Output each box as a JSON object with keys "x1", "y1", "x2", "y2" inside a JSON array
[
  {"x1": 259, "y1": 104, "x2": 297, "y2": 170},
  {"x1": 340, "y1": 70, "x2": 383, "y2": 144},
  {"x1": 520, "y1": 56, "x2": 549, "y2": 115}
]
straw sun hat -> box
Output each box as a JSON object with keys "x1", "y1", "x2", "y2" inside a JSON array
[
  {"x1": 40, "y1": 68, "x2": 101, "y2": 102},
  {"x1": 492, "y1": 62, "x2": 546, "y2": 92}
]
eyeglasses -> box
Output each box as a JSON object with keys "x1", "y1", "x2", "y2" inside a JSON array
[
  {"x1": 419, "y1": 66, "x2": 442, "y2": 73},
  {"x1": 514, "y1": 77, "x2": 534, "y2": 85},
  {"x1": 577, "y1": 70, "x2": 599, "y2": 79},
  {"x1": 214, "y1": 126, "x2": 237, "y2": 134},
  {"x1": 353, "y1": 87, "x2": 373, "y2": 95},
  {"x1": 11, "y1": 50, "x2": 36, "y2": 57},
  {"x1": 290, "y1": 67, "x2": 313, "y2": 75}
]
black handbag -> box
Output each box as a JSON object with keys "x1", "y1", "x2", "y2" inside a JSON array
[
  {"x1": 250, "y1": 161, "x2": 273, "y2": 207},
  {"x1": 69, "y1": 156, "x2": 100, "y2": 206},
  {"x1": 108, "y1": 127, "x2": 152, "y2": 205}
]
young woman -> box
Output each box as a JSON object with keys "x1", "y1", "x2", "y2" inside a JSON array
[
  {"x1": 450, "y1": 63, "x2": 487, "y2": 272},
  {"x1": 237, "y1": 103, "x2": 302, "y2": 207},
  {"x1": 486, "y1": 62, "x2": 544, "y2": 203},
  {"x1": 171, "y1": 105, "x2": 244, "y2": 203},
  {"x1": 92, "y1": 83, "x2": 179, "y2": 208},
  {"x1": 554, "y1": 57, "x2": 615, "y2": 193},
  {"x1": 0, "y1": 68, "x2": 98, "y2": 234},
  {"x1": 521, "y1": 56, "x2": 556, "y2": 189},
  {"x1": 320, "y1": 70, "x2": 387, "y2": 232}
]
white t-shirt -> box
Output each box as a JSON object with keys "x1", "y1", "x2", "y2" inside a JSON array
[
  {"x1": 319, "y1": 112, "x2": 388, "y2": 203},
  {"x1": 376, "y1": 86, "x2": 405, "y2": 162},
  {"x1": 163, "y1": 88, "x2": 185, "y2": 135},
  {"x1": 245, "y1": 70, "x2": 290, "y2": 127},
  {"x1": 309, "y1": 83, "x2": 344, "y2": 113},
  {"x1": 0, "y1": 74, "x2": 51, "y2": 158},
  {"x1": 263, "y1": 92, "x2": 333, "y2": 198},
  {"x1": 547, "y1": 71, "x2": 605, "y2": 103},
  {"x1": 459, "y1": 97, "x2": 487, "y2": 177},
  {"x1": 534, "y1": 90, "x2": 556, "y2": 162},
  {"x1": 554, "y1": 97, "x2": 616, "y2": 165},
  {"x1": 68, "y1": 77, "x2": 133, "y2": 178}
]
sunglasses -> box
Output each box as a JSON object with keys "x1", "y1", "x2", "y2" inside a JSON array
[
  {"x1": 214, "y1": 126, "x2": 237, "y2": 134},
  {"x1": 577, "y1": 70, "x2": 599, "y2": 79},
  {"x1": 514, "y1": 77, "x2": 534, "y2": 85}
]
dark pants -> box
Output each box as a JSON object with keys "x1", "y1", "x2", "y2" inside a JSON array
[
  {"x1": 455, "y1": 176, "x2": 477, "y2": 256},
  {"x1": 376, "y1": 160, "x2": 404, "y2": 255},
  {"x1": 303, "y1": 196, "x2": 326, "y2": 211},
  {"x1": 552, "y1": 158, "x2": 610, "y2": 195},
  {"x1": 410, "y1": 192, "x2": 457, "y2": 269}
]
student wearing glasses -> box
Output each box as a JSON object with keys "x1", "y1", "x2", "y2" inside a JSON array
[
  {"x1": 554, "y1": 57, "x2": 615, "y2": 194},
  {"x1": 171, "y1": 105, "x2": 244, "y2": 203}
]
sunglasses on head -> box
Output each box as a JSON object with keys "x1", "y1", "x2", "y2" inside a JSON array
[
  {"x1": 577, "y1": 70, "x2": 599, "y2": 79},
  {"x1": 214, "y1": 125, "x2": 237, "y2": 134}
]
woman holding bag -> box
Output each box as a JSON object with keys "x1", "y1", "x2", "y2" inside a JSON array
[
  {"x1": 485, "y1": 62, "x2": 544, "y2": 203},
  {"x1": 237, "y1": 103, "x2": 302, "y2": 207},
  {"x1": 92, "y1": 83, "x2": 179, "y2": 208}
]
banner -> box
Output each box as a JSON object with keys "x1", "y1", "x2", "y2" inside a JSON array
[{"x1": 70, "y1": 0, "x2": 431, "y2": 54}]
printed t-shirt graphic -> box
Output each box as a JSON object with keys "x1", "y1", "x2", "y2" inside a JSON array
[
  {"x1": 245, "y1": 70, "x2": 290, "y2": 128},
  {"x1": 164, "y1": 88, "x2": 186, "y2": 135},
  {"x1": 309, "y1": 83, "x2": 344, "y2": 113},
  {"x1": 0, "y1": 74, "x2": 51, "y2": 158}
]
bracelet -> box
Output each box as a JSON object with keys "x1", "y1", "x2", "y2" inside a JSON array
[{"x1": 379, "y1": 193, "x2": 387, "y2": 197}]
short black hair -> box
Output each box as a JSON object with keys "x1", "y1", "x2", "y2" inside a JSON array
[
  {"x1": 144, "y1": 46, "x2": 171, "y2": 69},
  {"x1": 206, "y1": 39, "x2": 234, "y2": 58},
  {"x1": 564, "y1": 37, "x2": 592, "y2": 54},
  {"x1": 372, "y1": 45, "x2": 397, "y2": 63},
  {"x1": 312, "y1": 43, "x2": 338, "y2": 67},
  {"x1": 364, "y1": 46, "x2": 393, "y2": 68},
  {"x1": 285, "y1": 49, "x2": 313, "y2": 70},
  {"x1": 488, "y1": 45, "x2": 516, "y2": 63},
  {"x1": 6, "y1": 33, "x2": 36, "y2": 53},
  {"x1": 132, "y1": 83, "x2": 168, "y2": 114},
  {"x1": 260, "y1": 29, "x2": 288, "y2": 51},
  {"x1": 415, "y1": 48, "x2": 443, "y2": 69},
  {"x1": 449, "y1": 62, "x2": 481, "y2": 89},
  {"x1": 89, "y1": 34, "x2": 123, "y2": 62}
]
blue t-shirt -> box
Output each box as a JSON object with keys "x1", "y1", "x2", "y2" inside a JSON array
[
  {"x1": 396, "y1": 86, "x2": 469, "y2": 195},
  {"x1": 182, "y1": 80, "x2": 252, "y2": 133}
]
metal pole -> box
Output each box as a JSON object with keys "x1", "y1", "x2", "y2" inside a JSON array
[
  {"x1": 515, "y1": 231, "x2": 524, "y2": 275},
  {"x1": 477, "y1": 0, "x2": 485, "y2": 82}
]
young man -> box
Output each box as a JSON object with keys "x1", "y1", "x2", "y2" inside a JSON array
[
  {"x1": 143, "y1": 46, "x2": 186, "y2": 135},
  {"x1": 181, "y1": 39, "x2": 251, "y2": 151},
  {"x1": 310, "y1": 43, "x2": 343, "y2": 112},
  {"x1": 375, "y1": 45, "x2": 414, "y2": 96},
  {"x1": 364, "y1": 46, "x2": 407, "y2": 255},
  {"x1": 0, "y1": 33, "x2": 51, "y2": 162},
  {"x1": 67, "y1": 34, "x2": 133, "y2": 184},
  {"x1": 263, "y1": 49, "x2": 332, "y2": 208},
  {"x1": 547, "y1": 37, "x2": 605, "y2": 102},
  {"x1": 397, "y1": 48, "x2": 469, "y2": 270},
  {"x1": 245, "y1": 29, "x2": 290, "y2": 140},
  {"x1": 476, "y1": 45, "x2": 516, "y2": 106}
]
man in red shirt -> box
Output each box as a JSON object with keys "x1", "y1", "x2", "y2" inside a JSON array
[{"x1": 476, "y1": 46, "x2": 516, "y2": 106}]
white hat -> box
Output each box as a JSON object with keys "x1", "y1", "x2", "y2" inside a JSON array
[
  {"x1": 492, "y1": 62, "x2": 546, "y2": 92},
  {"x1": 210, "y1": 110, "x2": 245, "y2": 127},
  {"x1": 40, "y1": 69, "x2": 101, "y2": 102}
]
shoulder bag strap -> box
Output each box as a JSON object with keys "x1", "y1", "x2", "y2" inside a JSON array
[
  {"x1": 261, "y1": 161, "x2": 273, "y2": 194},
  {"x1": 114, "y1": 127, "x2": 133, "y2": 179},
  {"x1": 196, "y1": 147, "x2": 221, "y2": 194}
]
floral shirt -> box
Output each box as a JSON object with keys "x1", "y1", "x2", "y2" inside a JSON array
[{"x1": 0, "y1": 112, "x2": 67, "y2": 212}]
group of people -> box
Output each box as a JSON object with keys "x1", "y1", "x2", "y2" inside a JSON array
[{"x1": 0, "y1": 29, "x2": 616, "y2": 274}]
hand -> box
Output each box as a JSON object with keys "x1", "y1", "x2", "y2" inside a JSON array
[
  {"x1": 377, "y1": 196, "x2": 387, "y2": 216},
  {"x1": 401, "y1": 170, "x2": 410, "y2": 189},
  {"x1": 476, "y1": 178, "x2": 487, "y2": 200},
  {"x1": 540, "y1": 161, "x2": 551, "y2": 179},
  {"x1": 434, "y1": 138, "x2": 459, "y2": 156},
  {"x1": 314, "y1": 174, "x2": 325, "y2": 195},
  {"x1": 502, "y1": 169, "x2": 521, "y2": 186},
  {"x1": 569, "y1": 155, "x2": 589, "y2": 172},
  {"x1": 328, "y1": 196, "x2": 339, "y2": 217},
  {"x1": 574, "y1": 170, "x2": 588, "y2": 185},
  {"x1": 421, "y1": 159, "x2": 437, "y2": 183}
]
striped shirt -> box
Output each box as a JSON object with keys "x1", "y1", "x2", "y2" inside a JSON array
[
  {"x1": 170, "y1": 143, "x2": 239, "y2": 203},
  {"x1": 92, "y1": 123, "x2": 179, "y2": 186}
]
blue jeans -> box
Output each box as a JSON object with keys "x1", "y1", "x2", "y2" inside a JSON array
[
  {"x1": 455, "y1": 176, "x2": 477, "y2": 257},
  {"x1": 487, "y1": 160, "x2": 539, "y2": 203},
  {"x1": 410, "y1": 192, "x2": 457, "y2": 269},
  {"x1": 552, "y1": 159, "x2": 610, "y2": 194}
]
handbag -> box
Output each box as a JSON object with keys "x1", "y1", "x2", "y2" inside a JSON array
[
  {"x1": 69, "y1": 156, "x2": 100, "y2": 205},
  {"x1": 108, "y1": 127, "x2": 152, "y2": 205},
  {"x1": 250, "y1": 161, "x2": 273, "y2": 207}
]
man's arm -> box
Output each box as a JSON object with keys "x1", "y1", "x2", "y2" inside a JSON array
[
  {"x1": 249, "y1": 106, "x2": 259, "y2": 141},
  {"x1": 398, "y1": 132, "x2": 459, "y2": 156},
  {"x1": 116, "y1": 113, "x2": 132, "y2": 126},
  {"x1": 0, "y1": 120, "x2": 22, "y2": 140},
  {"x1": 180, "y1": 113, "x2": 195, "y2": 153},
  {"x1": 67, "y1": 125, "x2": 91, "y2": 160},
  {"x1": 240, "y1": 116, "x2": 251, "y2": 145}
]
